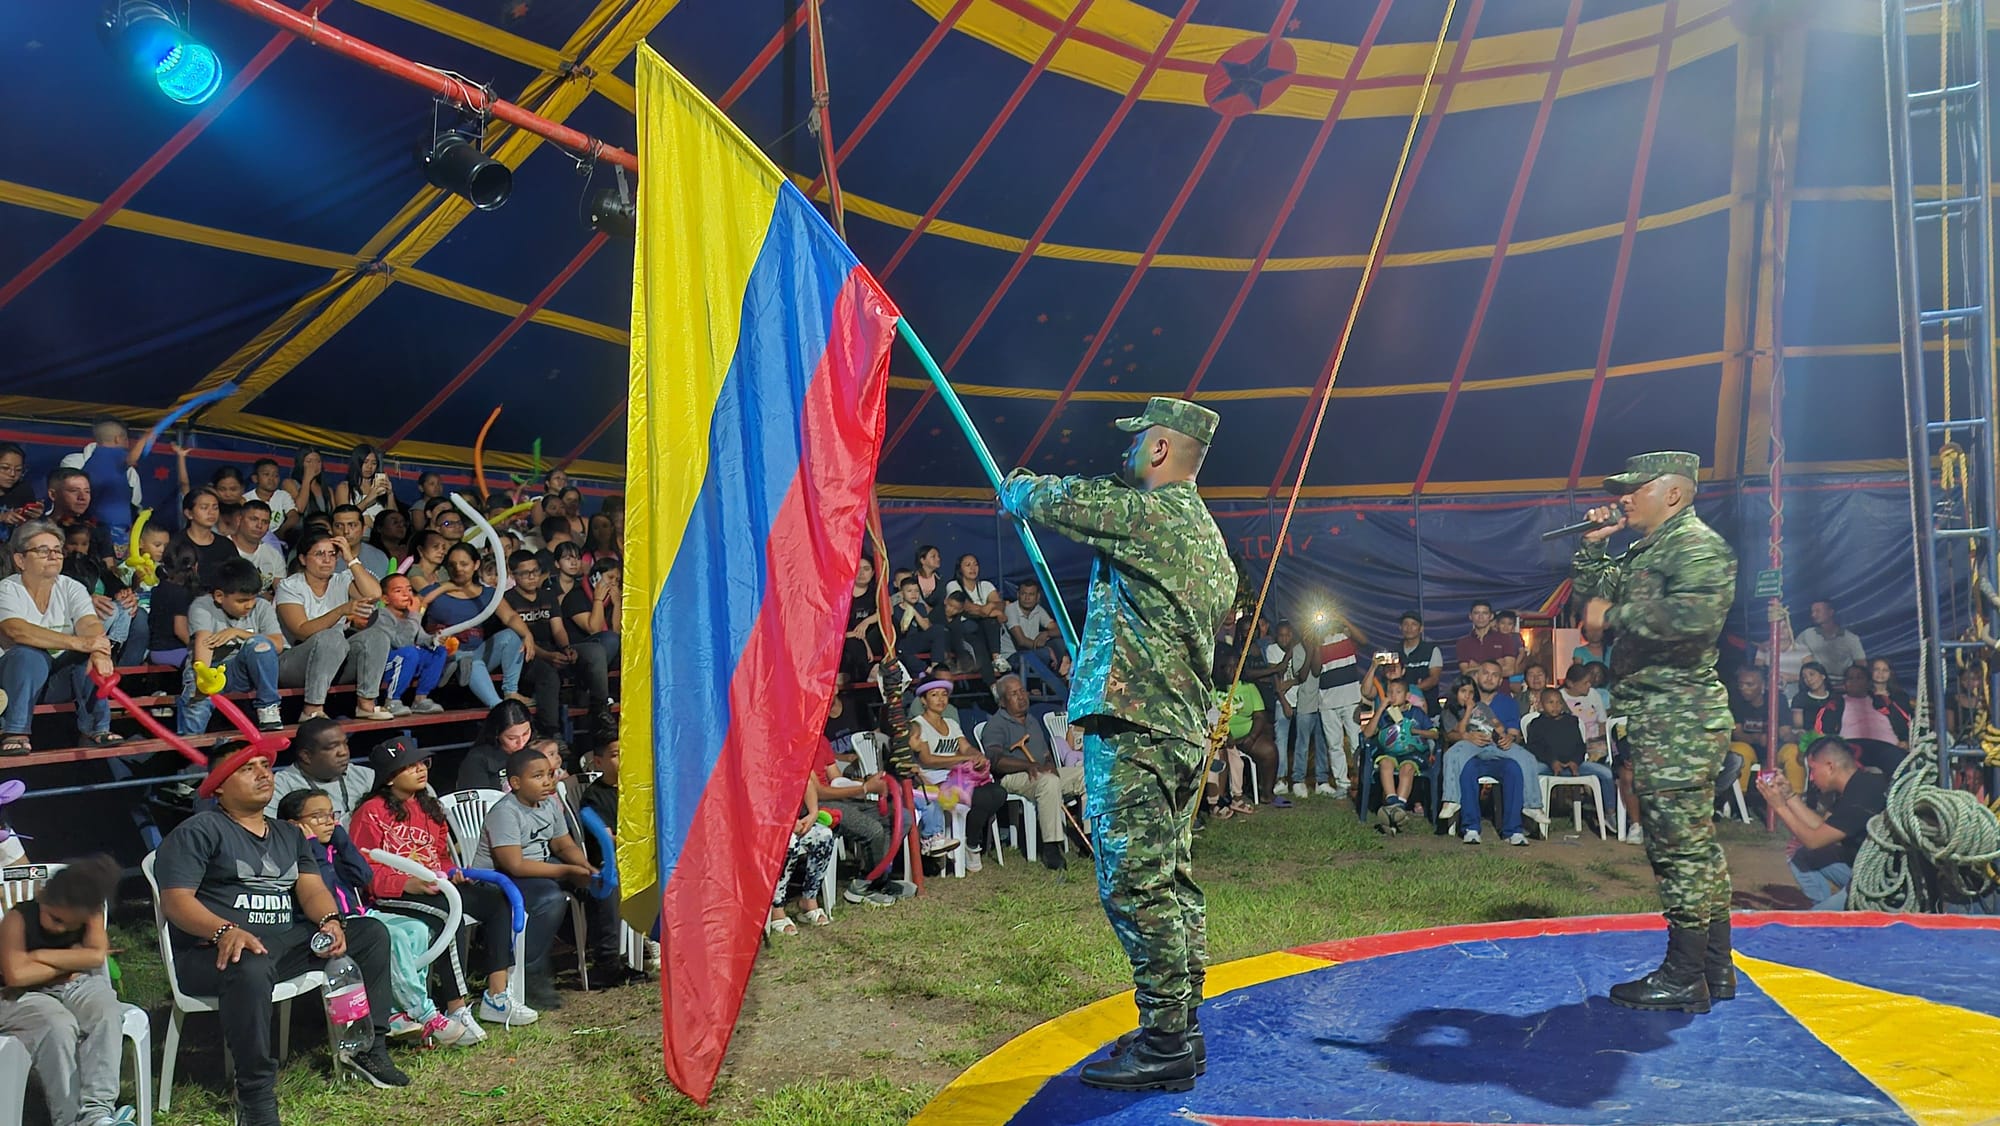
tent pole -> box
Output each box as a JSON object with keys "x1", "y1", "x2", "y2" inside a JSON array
[{"x1": 211, "y1": 0, "x2": 639, "y2": 172}]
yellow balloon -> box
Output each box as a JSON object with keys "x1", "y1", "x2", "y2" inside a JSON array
[{"x1": 192, "y1": 661, "x2": 227, "y2": 697}]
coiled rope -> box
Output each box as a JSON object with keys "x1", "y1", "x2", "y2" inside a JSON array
[{"x1": 1849, "y1": 737, "x2": 2000, "y2": 912}]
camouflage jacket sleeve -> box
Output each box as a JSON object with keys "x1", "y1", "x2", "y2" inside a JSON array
[
  {"x1": 1604, "y1": 527, "x2": 1734, "y2": 644},
  {"x1": 1570, "y1": 541, "x2": 1624, "y2": 602},
  {"x1": 997, "y1": 471, "x2": 1143, "y2": 557}
]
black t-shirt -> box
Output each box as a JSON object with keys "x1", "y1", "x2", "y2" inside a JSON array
[
  {"x1": 0, "y1": 480, "x2": 36, "y2": 520},
  {"x1": 560, "y1": 582, "x2": 594, "y2": 637},
  {"x1": 580, "y1": 780, "x2": 617, "y2": 866},
  {"x1": 150, "y1": 582, "x2": 195, "y2": 652},
  {"x1": 847, "y1": 584, "x2": 877, "y2": 631},
  {"x1": 505, "y1": 585, "x2": 561, "y2": 650},
  {"x1": 1799, "y1": 768, "x2": 1891, "y2": 868},
  {"x1": 1730, "y1": 694, "x2": 1769, "y2": 745},
  {"x1": 17, "y1": 896, "x2": 84, "y2": 953},
  {"x1": 154, "y1": 810, "x2": 314, "y2": 953},
  {"x1": 174, "y1": 531, "x2": 241, "y2": 590},
  {"x1": 1791, "y1": 689, "x2": 1831, "y2": 722},
  {"x1": 456, "y1": 742, "x2": 508, "y2": 794}
]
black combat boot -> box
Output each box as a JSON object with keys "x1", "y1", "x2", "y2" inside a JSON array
[
  {"x1": 1609, "y1": 925, "x2": 1712, "y2": 1014},
  {"x1": 1703, "y1": 916, "x2": 1736, "y2": 1000},
  {"x1": 1111, "y1": 1011, "x2": 1205, "y2": 1075},
  {"x1": 1080, "y1": 1029, "x2": 1198, "y2": 1092}
]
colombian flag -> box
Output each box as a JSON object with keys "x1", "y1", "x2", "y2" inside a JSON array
[{"x1": 619, "y1": 44, "x2": 899, "y2": 1102}]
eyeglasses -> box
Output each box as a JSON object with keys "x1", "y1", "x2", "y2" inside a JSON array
[
  {"x1": 512, "y1": 569, "x2": 541, "y2": 579},
  {"x1": 298, "y1": 810, "x2": 337, "y2": 824},
  {"x1": 306, "y1": 549, "x2": 339, "y2": 561},
  {"x1": 15, "y1": 546, "x2": 62, "y2": 559}
]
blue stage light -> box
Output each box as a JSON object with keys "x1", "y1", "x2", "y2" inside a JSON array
[{"x1": 103, "y1": 1, "x2": 222, "y2": 105}]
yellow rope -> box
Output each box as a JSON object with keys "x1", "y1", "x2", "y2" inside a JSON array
[{"x1": 1192, "y1": 0, "x2": 1461, "y2": 817}]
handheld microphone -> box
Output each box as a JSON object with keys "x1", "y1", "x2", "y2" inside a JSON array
[{"x1": 1541, "y1": 516, "x2": 1617, "y2": 542}]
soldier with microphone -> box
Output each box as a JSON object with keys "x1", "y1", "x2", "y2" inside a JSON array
[{"x1": 1569, "y1": 452, "x2": 1738, "y2": 1015}]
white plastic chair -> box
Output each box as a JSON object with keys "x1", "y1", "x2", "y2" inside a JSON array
[
  {"x1": 1538, "y1": 774, "x2": 1607, "y2": 839},
  {"x1": 0, "y1": 864, "x2": 155, "y2": 1126},
  {"x1": 0, "y1": 1035, "x2": 28, "y2": 1126},
  {"x1": 439, "y1": 788, "x2": 594, "y2": 993},
  {"x1": 140, "y1": 853, "x2": 330, "y2": 1114}
]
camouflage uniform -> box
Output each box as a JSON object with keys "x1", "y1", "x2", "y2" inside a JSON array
[
  {"x1": 1570, "y1": 457, "x2": 1736, "y2": 931},
  {"x1": 999, "y1": 399, "x2": 1236, "y2": 1037}
]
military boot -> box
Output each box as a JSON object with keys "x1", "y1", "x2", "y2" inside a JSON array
[
  {"x1": 1110, "y1": 1012, "x2": 1205, "y2": 1075},
  {"x1": 1703, "y1": 916, "x2": 1736, "y2": 1000},
  {"x1": 1609, "y1": 925, "x2": 1712, "y2": 1014},
  {"x1": 1080, "y1": 1029, "x2": 1197, "y2": 1092}
]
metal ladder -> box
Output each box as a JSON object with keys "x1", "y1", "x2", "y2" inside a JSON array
[{"x1": 1883, "y1": 0, "x2": 2000, "y2": 787}]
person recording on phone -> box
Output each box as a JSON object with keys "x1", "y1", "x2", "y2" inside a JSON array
[{"x1": 1755, "y1": 736, "x2": 1888, "y2": 910}]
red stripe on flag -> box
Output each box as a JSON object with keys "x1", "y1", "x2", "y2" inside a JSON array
[{"x1": 655, "y1": 270, "x2": 895, "y2": 1103}]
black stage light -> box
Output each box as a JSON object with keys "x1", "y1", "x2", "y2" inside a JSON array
[
  {"x1": 421, "y1": 129, "x2": 511, "y2": 210},
  {"x1": 585, "y1": 165, "x2": 636, "y2": 238}
]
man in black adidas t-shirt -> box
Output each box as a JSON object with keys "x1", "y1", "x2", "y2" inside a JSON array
[
  {"x1": 502, "y1": 550, "x2": 569, "y2": 734},
  {"x1": 155, "y1": 744, "x2": 409, "y2": 1124},
  {"x1": 1757, "y1": 735, "x2": 1890, "y2": 910}
]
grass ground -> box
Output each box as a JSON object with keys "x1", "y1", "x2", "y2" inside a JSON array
[{"x1": 114, "y1": 804, "x2": 1792, "y2": 1124}]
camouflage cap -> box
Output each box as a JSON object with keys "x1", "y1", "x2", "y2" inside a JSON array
[
  {"x1": 1114, "y1": 396, "x2": 1219, "y2": 445},
  {"x1": 1603, "y1": 451, "x2": 1702, "y2": 495}
]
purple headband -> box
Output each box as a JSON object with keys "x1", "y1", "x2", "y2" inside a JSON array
[{"x1": 914, "y1": 679, "x2": 954, "y2": 696}]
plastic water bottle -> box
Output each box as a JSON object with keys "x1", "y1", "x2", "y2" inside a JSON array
[{"x1": 320, "y1": 950, "x2": 371, "y2": 1057}]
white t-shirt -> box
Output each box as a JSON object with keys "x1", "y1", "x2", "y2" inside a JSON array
[
  {"x1": 275, "y1": 570, "x2": 355, "y2": 640},
  {"x1": 1560, "y1": 688, "x2": 1609, "y2": 744},
  {"x1": 0, "y1": 574, "x2": 97, "y2": 657},
  {"x1": 237, "y1": 541, "x2": 288, "y2": 589},
  {"x1": 251, "y1": 487, "x2": 295, "y2": 524},
  {"x1": 1285, "y1": 642, "x2": 1319, "y2": 710},
  {"x1": 946, "y1": 579, "x2": 997, "y2": 612},
  {"x1": 913, "y1": 714, "x2": 965, "y2": 783},
  {"x1": 1003, "y1": 600, "x2": 1055, "y2": 657}
]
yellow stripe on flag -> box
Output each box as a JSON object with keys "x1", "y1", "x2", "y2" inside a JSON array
[{"x1": 618, "y1": 44, "x2": 787, "y2": 926}]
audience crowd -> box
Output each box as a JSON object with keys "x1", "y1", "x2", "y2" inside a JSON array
[{"x1": 0, "y1": 423, "x2": 1911, "y2": 1122}]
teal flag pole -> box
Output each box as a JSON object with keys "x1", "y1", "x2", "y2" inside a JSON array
[{"x1": 895, "y1": 318, "x2": 1080, "y2": 655}]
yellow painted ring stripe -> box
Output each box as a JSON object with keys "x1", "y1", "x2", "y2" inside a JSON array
[{"x1": 909, "y1": 949, "x2": 1331, "y2": 1125}]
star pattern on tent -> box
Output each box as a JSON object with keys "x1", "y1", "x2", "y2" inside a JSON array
[{"x1": 1218, "y1": 39, "x2": 1287, "y2": 107}]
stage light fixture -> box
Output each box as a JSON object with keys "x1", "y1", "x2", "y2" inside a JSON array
[
  {"x1": 584, "y1": 165, "x2": 636, "y2": 238},
  {"x1": 420, "y1": 128, "x2": 512, "y2": 211},
  {"x1": 102, "y1": 0, "x2": 222, "y2": 105}
]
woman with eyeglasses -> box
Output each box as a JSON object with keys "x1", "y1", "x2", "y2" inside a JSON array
[{"x1": 0, "y1": 520, "x2": 119, "y2": 755}]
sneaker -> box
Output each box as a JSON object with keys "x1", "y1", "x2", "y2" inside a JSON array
[
  {"x1": 386, "y1": 1010, "x2": 424, "y2": 1039},
  {"x1": 254, "y1": 704, "x2": 283, "y2": 732},
  {"x1": 1438, "y1": 801, "x2": 1460, "y2": 823},
  {"x1": 1507, "y1": 832, "x2": 1529, "y2": 846},
  {"x1": 964, "y1": 849, "x2": 983, "y2": 873},
  {"x1": 1331, "y1": 787, "x2": 1351, "y2": 801},
  {"x1": 423, "y1": 1010, "x2": 468, "y2": 1047},
  {"x1": 992, "y1": 656, "x2": 1011, "y2": 673},
  {"x1": 1623, "y1": 826, "x2": 1646, "y2": 846},
  {"x1": 842, "y1": 879, "x2": 873, "y2": 905},
  {"x1": 921, "y1": 834, "x2": 961, "y2": 856},
  {"x1": 411, "y1": 697, "x2": 446, "y2": 715},
  {"x1": 352, "y1": 703, "x2": 394, "y2": 722},
  {"x1": 477, "y1": 989, "x2": 539, "y2": 1026},
  {"x1": 386, "y1": 699, "x2": 413, "y2": 717},
  {"x1": 1270, "y1": 795, "x2": 1293, "y2": 808},
  {"x1": 342, "y1": 1041, "x2": 411, "y2": 1088},
  {"x1": 90, "y1": 1108, "x2": 136, "y2": 1126},
  {"x1": 447, "y1": 1005, "x2": 488, "y2": 1044},
  {"x1": 884, "y1": 879, "x2": 919, "y2": 899},
  {"x1": 644, "y1": 940, "x2": 661, "y2": 972},
  {"x1": 1463, "y1": 830, "x2": 1482, "y2": 845},
  {"x1": 1314, "y1": 783, "x2": 1337, "y2": 798},
  {"x1": 861, "y1": 891, "x2": 898, "y2": 907}
]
